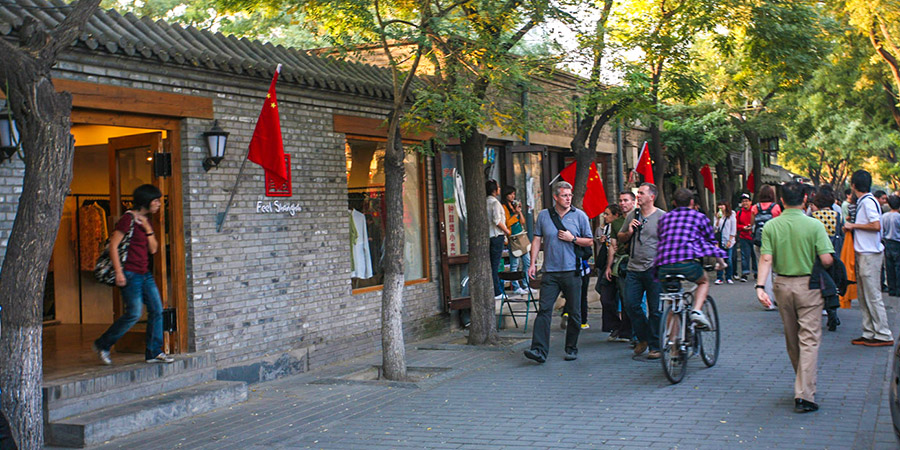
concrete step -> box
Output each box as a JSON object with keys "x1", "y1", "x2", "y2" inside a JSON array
[
  {"x1": 45, "y1": 380, "x2": 248, "y2": 448},
  {"x1": 43, "y1": 352, "x2": 217, "y2": 422}
]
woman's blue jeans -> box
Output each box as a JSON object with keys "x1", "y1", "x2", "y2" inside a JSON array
[
  {"x1": 717, "y1": 247, "x2": 734, "y2": 281},
  {"x1": 94, "y1": 271, "x2": 164, "y2": 360}
]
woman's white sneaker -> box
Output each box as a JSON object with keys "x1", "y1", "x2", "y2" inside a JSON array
[{"x1": 147, "y1": 353, "x2": 175, "y2": 364}]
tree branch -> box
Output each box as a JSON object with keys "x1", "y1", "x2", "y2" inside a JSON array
[{"x1": 39, "y1": 0, "x2": 101, "y2": 64}]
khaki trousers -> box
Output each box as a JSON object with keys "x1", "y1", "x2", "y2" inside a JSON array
[
  {"x1": 773, "y1": 275, "x2": 823, "y2": 402},
  {"x1": 856, "y1": 252, "x2": 893, "y2": 341}
]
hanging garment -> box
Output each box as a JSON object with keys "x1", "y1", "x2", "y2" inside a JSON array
[
  {"x1": 78, "y1": 202, "x2": 108, "y2": 271},
  {"x1": 454, "y1": 170, "x2": 467, "y2": 221},
  {"x1": 351, "y1": 209, "x2": 373, "y2": 279},
  {"x1": 349, "y1": 210, "x2": 358, "y2": 272}
]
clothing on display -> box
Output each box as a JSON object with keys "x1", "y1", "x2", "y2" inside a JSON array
[
  {"x1": 77, "y1": 202, "x2": 108, "y2": 271},
  {"x1": 350, "y1": 208, "x2": 373, "y2": 279}
]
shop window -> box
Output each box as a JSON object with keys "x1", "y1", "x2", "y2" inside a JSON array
[{"x1": 346, "y1": 138, "x2": 427, "y2": 290}]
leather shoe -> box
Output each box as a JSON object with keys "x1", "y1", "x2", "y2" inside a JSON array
[
  {"x1": 646, "y1": 350, "x2": 662, "y2": 360},
  {"x1": 851, "y1": 337, "x2": 868, "y2": 345},
  {"x1": 523, "y1": 349, "x2": 546, "y2": 364},
  {"x1": 794, "y1": 398, "x2": 818, "y2": 413},
  {"x1": 633, "y1": 341, "x2": 648, "y2": 356},
  {"x1": 564, "y1": 351, "x2": 577, "y2": 361}
]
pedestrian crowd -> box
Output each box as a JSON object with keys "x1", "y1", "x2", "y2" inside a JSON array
[{"x1": 485, "y1": 168, "x2": 899, "y2": 415}]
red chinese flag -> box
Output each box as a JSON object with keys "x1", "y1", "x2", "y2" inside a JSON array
[
  {"x1": 746, "y1": 170, "x2": 755, "y2": 193},
  {"x1": 559, "y1": 162, "x2": 608, "y2": 219},
  {"x1": 700, "y1": 164, "x2": 715, "y2": 193},
  {"x1": 247, "y1": 65, "x2": 287, "y2": 181},
  {"x1": 635, "y1": 141, "x2": 654, "y2": 184}
]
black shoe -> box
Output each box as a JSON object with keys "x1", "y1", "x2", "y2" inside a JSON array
[
  {"x1": 794, "y1": 398, "x2": 819, "y2": 413},
  {"x1": 564, "y1": 351, "x2": 577, "y2": 361},
  {"x1": 524, "y1": 349, "x2": 546, "y2": 364}
]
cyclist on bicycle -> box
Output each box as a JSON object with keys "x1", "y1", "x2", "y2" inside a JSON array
[{"x1": 654, "y1": 188, "x2": 727, "y2": 329}]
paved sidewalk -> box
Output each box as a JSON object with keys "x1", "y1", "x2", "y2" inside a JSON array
[{"x1": 91, "y1": 283, "x2": 900, "y2": 449}]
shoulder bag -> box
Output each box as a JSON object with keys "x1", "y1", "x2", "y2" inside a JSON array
[{"x1": 94, "y1": 213, "x2": 136, "y2": 286}]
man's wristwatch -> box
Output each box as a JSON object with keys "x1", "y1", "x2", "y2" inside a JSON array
[{"x1": 755, "y1": 285, "x2": 765, "y2": 290}]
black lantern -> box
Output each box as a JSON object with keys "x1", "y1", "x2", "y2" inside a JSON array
[
  {"x1": 0, "y1": 103, "x2": 20, "y2": 163},
  {"x1": 202, "y1": 120, "x2": 229, "y2": 171}
]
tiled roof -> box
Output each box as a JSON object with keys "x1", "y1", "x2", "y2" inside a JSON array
[{"x1": 0, "y1": 0, "x2": 396, "y2": 99}]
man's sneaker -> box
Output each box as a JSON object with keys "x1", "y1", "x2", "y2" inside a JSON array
[
  {"x1": 523, "y1": 348, "x2": 546, "y2": 364},
  {"x1": 514, "y1": 287, "x2": 529, "y2": 295},
  {"x1": 739, "y1": 276, "x2": 748, "y2": 282},
  {"x1": 862, "y1": 339, "x2": 894, "y2": 347},
  {"x1": 851, "y1": 337, "x2": 870, "y2": 346},
  {"x1": 614, "y1": 336, "x2": 631, "y2": 343},
  {"x1": 92, "y1": 343, "x2": 112, "y2": 365},
  {"x1": 714, "y1": 279, "x2": 723, "y2": 285},
  {"x1": 726, "y1": 279, "x2": 734, "y2": 285},
  {"x1": 564, "y1": 351, "x2": 578, "y2": 361},
  {"x1": 580, "y1": 323, "x2": 590, "y2": 329},
  {"x1": 560, "y1": 313, "x2": 568, "y2": 330},
  {"x1": 494, "y1": 294, "x2": 504, "y2": 300},
  {"x1": 690, "y1": 310, "x2": 712, "y2": 330},
  {"x1": 147, "y1": 353, "x2": 175, "y2": 364},
  {"x1": 794, "y1": 398, "x2": 819, "y2": 413}
]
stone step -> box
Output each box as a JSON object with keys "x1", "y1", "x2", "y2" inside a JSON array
[
  {"x1": 45, "y1": 380, "x2": 248, "y2": 448},
  {"x1": 43, "y1": 352, "x2": 216, "y2": 422}
]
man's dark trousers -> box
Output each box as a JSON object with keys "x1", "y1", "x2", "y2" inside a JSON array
[
  {"x1": 529, "y1": 271, "x2": 581, "y2": 358},
  {"x1": 0, "y1": 410, "x2": 17, "y2": 450},
  {"x1": 624, "y1": 269, "x2": 661, "y2": 351},
  {"x1": 489, "y1": 235, "x2": 505, "y2": 296}
]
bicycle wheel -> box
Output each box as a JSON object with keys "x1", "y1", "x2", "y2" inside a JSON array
[
  {"x1": 698, "y1": 296, "x2": 720, "y2": 367},
  {"x1": 659, "y1": 304, "x2": 687, "y2": 384}
]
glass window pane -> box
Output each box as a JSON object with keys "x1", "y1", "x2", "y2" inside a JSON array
[{"x1": 512, "y1": 152, "x2": 543, "y2": 239}]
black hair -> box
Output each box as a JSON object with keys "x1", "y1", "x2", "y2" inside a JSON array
[
  {"x1": 851, "y1": 170, "x2": 872, "y2": 193},
  {"x1": 673, "y1": 188, "x2": 693, "y2": 207},
  {"x1": 606, "y1": 204, "x2": 623, "y2": 216},
  {"x1": 618, "y1": 191, "x2": 635, "y2": 200},
  {"x1": 888, "y1": 195, "x2": 900, "y2": 211},
  {"x1": 500, "y1": 185, "x2": 516, "y2": 205},
  {"x1": 874, "y1": 190, "x2": 887, "y2": 198},
  {"x1": 485, "y1": 179, "x2": 499, "y2": 196},
  {"x1": 844, "y1": 188, "x2": 852, "y2": 197},
  {"x1": 781, "y1": 181, "x2": 805, "y2": 207},
  {"x1": 133, "y1": 184, "x2": 162, "y2": 210},
  {"x1": 814, "y1": 186, "x2": 834, "y2": 209}
]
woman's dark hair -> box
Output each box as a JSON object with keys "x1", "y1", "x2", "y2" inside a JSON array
[
  {"x1": 133, "y1": 184, "x2": 162, "y2": 210},
  {"x1": 757, "y1": 184, "x2": 775, "y2": 203},
  {"x1": 814, "y1": 186, "x2": 835, "y2": 209},
  {"x1": 485, "y1": 179, "x2": 499, "y2": 196},
  {"x1": 606, "y1": 204, "x2": 623, "y2": 216},
  {"x1": 500, "y1": 185, "x2": 516, "y2": 205},
  {"x1": 717, "y1": 200, "x2": 732, "y2": 216}
]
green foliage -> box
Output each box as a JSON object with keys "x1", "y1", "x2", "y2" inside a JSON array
[{"x1": 661, "y1": 103, "x2": 741, "y2": 165}]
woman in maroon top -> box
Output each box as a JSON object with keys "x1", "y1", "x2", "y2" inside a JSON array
[{"x1": 93, "y1": 184, "x2": 173, "y2": 365}]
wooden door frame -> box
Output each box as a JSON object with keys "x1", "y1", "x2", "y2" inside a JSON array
[{"x1": 72, "y1": 110, "x2": 189, "y2": 353}]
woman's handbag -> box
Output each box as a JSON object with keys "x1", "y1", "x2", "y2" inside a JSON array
[
  {"x1": 93, "y1": 213, "x2": 136, "y2": 286},
  {"x1": 509, "y1": 232, "x2": 531, "y2": 257}
]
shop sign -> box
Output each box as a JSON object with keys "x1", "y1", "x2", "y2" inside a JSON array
[
  {"x1": 256, "y1": 200, "x2": 302, "y2": 216},
  {"x1": 445, "y1": 203, "x2": 460, "y2": 256}
]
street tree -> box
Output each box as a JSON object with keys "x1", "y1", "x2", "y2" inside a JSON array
[{"x1": 0, "y1": 0, "x2": 102, "y2": 446}]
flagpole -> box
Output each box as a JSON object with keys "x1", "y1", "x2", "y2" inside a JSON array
[{"x1": 216, "y1": 64, "x2": 283, "y2": 233}]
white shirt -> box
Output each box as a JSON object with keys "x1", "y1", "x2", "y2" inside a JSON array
[
  {"x1": 486, "y1": 195, "x2": 505, "y2": 238},
  {"x1": 853, "y1": 193, "x2": 884, "y2": 253},
  {"x1": 715, "y1": 211, "x2": 737, "y2": 248}
]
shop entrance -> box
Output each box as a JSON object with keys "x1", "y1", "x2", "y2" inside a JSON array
[{"x1": 43, "y1": 115, "x2": 187, "y2": 381}]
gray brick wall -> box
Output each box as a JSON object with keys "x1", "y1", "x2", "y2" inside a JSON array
[{"x1": 0, "y1": 50, "x2": 445, "y2": 375}]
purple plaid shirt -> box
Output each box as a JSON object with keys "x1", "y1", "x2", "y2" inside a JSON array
[{"x1": 654, "y1": 207, "x2": 726, "y2": 266}]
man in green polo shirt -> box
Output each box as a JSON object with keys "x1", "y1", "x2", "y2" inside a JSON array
[{"x1": 756, "y1": 181, "x2": 834, "y2": 414}]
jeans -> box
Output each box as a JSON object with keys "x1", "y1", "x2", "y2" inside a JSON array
[
  {"x1": 95, "y1": 271, "x2": 165, "y2": 360},
  {"x1": 0, "y1": 409, "x2": 15, "y2": 450},
  {"x1": 717, "y1": 246, "x2": 734, "y2": 281},
  {"x1": 886, "y1": 240, "x2": 900, "y2": 295},
  {"x1": 529, "y1": 271, "x2": 581, "y2": 357},
  {"x1": 739, "y1": 238, "x2": 756, "y2": 276},
  {"x1": 507, "y1": 243, "x2": 531, "y2": 290},
  {"x1": 624, "y1": 269, "x2": 661, "y2": 350},
  {"x1": 490, "y1": 236, "x2": 505, "y2": 296}
]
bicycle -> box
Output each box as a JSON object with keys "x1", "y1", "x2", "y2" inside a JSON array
[{"x1": 658, "y1": 272, "x2": 720, "y2": 384}]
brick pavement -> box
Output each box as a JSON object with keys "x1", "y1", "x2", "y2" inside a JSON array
[{"x1": 90, "y1": 282, "x2": 900, "y2": 449}]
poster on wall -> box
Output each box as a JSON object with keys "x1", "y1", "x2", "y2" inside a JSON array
[
  {"x1": 265, "y1": 154, "x2": 292, "y2": 197},
  {"x1": 445, "y1": 203, "x2": 460, "y2": 257}
]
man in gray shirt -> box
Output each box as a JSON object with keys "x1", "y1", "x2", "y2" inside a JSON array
[
  {"x1": 525, "y1": 181, "x2": 593, "y2": 363},
  {"x1": 617, "y1": 183, "x2": 666, "y2": 359}
]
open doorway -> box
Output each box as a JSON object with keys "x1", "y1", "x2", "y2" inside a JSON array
[{"x1": 43, "y1": 122, "x2": 184, "y2": 381}]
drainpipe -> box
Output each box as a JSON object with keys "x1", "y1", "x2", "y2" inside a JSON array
[
  {"x1": 616, "y1": 119, "x2": 624, "y2": 192},
  {"x1": 522, "y1": 87, "x2": 530, "y2": 145}
]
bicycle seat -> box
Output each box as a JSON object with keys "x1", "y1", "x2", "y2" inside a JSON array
[
  {"x1": 661, "y1": 274, "x2": 686, "y2": 293},
  {"x1": 661, "y1": 274, "x2": 687, "y2": 282}
]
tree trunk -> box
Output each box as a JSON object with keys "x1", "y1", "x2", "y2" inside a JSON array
[
  {"x1": 461, "y1": 131, "x2": 498, "y2": 345},
  {"x1": 380, "y1": 120, "x2": 407, "y2": 381},
  {"x1": 716, "y1": 160, "x2": 733, "y2": 206},
  {"x1": 0, "y1": 2, "x2": 101, "y2": 447},
  {"x1": 743, "y1": 129, "x2": 763, "y2": 195},
  {"x1": 571, "y1": 117, "x2": 596, "y2": 209}
]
